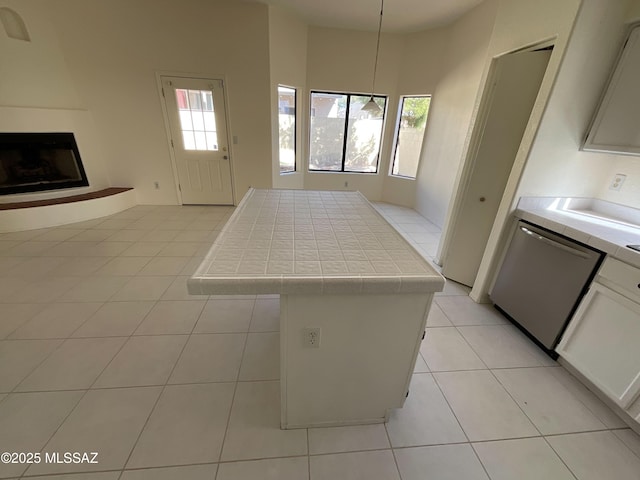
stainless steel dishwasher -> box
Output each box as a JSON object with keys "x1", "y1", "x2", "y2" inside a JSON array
[{"x1": 490, "y1": 220, "x2": 604, "y2": 356}]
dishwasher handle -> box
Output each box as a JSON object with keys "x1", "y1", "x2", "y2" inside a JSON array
[{"x1": 519, "y1": 226, "x2": 591, "y2": 259}]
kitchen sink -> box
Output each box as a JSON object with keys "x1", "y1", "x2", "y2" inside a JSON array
[{"x1": 547, "y1": 198, "x2": 640, "y2": 231}]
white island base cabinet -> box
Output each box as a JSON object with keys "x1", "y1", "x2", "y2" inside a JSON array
[
  {"x1": 189, "y1": 189, "x2": 445, "y2": 428},
  {"x1": 557, "y1": 257, "x2": 640, "y2": 421},
  {"x1": 280, "y1": 292, "x2": 431, "y2": 429}
]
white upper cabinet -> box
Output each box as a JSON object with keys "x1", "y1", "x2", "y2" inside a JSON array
[{"x1": 583, "y1": 25, "x2": 640, "y2": 155}]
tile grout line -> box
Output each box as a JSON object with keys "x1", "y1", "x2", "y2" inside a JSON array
[
  {"x1": 429, "y1": 372, "x2": 472, "y2": 444},
  {"x1": 608, "y1": 429, "x2": 640, "y2": 462},
  {"x1": 9, "y1": 338, "x2": 69, "y2": 396},
  {"x1": 448, "y1": 315, "x2": 566, "y2": 436},
  {"x1": 484, "y1": 366, "x2": 545, "y2": 439},
  {"x1": 544, "y1": 366, "x2": 631, "y2": 431},
  {"x1": 467, "y1": 442, "x2": 494, "y2": 480},
  {"x1": 540, "y1": 435, "x2": 581, "y2": 480},
  {"x1": 5, "y1": 224, "x2": 216, "y2": 476},
  {"x1": 0, "y1": 303, "x2": 48, "y2": 340},
  {"x1": 383, "y1": 417, "x2": 404, "y2": 480},
  {"x1": 115, "y1": 296, "x2": 209, "y2": 480},
  {"x1": 483, "y1": 346, "x2": 622, "y2": 438},
  {"x1": 16, "y1": 330, "x2": 135, "y2": 478},
  {"x1": 5, "y1": 204, "x2": 636, "y2": 478},
  {"x1": 306, "y1": 422, "x2": 311, "y2": 480},
  {"x1": 213, "y1": 297, "x2": 257, "y2": 479},
  {"x1": 1, "y1": 328, "x2": 281, "y2": 343}
]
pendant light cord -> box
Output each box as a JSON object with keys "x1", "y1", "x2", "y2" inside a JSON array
[{"x1": 370, "y1": 0, "x2": 384, "y2": 98}]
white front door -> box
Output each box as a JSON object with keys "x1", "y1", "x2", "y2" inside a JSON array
[{"x1": 161, "y1": 76, "x2": 233, "y2": 205}]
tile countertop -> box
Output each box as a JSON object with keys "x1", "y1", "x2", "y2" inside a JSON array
[
  {"x1": 188, "y1": 188, "x2": 445, "y2": 295},
  {"x1": 515, "y1": 197, "x2": 640, "y2": 269}
]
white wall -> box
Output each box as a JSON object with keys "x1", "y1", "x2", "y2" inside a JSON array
[
  {"x1": 269, "y1": 6, "x2": 307, "y2": 190},
  {"x1": 304, "y1": 26, "x2": 450, "y2": 202},
  {"x1": 627, "y1": 0, "x2": 640, "y2": 20},
  {"x1": 413, "y1": 0, "x2": 498, "y2": 227},
  {"x1": 381, "y1": 28, "x2": 447, "y2": 208},
  {"x1": 304, "y1": 27, "x2": 405, "y2": 200},
  {"x1": 45, "y1": 0, "x2": 273, "y2": 205},
  {"x1": 598, "y1": 157, "x2": 640, "y2": 204},
  {"x1": 472, "y1": 0, "x2": 636, "y2": 301},
  {"x1": 0, "y1": 0, "x2": 110, "y2": 204},
  {"x1": 0, "y1": 107, "x2": 110, "y2": 205},
  {"x1": 596, "y1": 1, "x2": 640, "y2": 207},
  {"x1": 514, "y1": 0, "x2": 630, "y2": 201},
  {"x1": 0, "y1": 1, "x2": 82, "y2": 109}
]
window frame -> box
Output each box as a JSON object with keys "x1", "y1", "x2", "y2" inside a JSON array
[
  {"x1": 389, "y1": 94, "x2": 432, "y2": 180},
  {"x1": 308, "y1": 90, "x2": 387, "y2": 174},
  {"x1": 277, "y1": 85, "x2": 297, "y2": 174}
]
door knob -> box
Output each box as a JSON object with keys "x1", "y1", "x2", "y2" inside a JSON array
[
  {"x1": 223, "y1": 155, "x2": 228, "y2": 159},
  {"x1": 479, "y1": 196, "x2": 486, "y2": 202}
]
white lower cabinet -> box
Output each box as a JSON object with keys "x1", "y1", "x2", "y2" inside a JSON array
[{"x1": 557, "y1": 257, "x2": 640, "y2": 417}]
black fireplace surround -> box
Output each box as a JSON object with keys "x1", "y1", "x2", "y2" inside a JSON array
[{"x1": 0, "y1": 132, "x2": 89, "y2": 195}]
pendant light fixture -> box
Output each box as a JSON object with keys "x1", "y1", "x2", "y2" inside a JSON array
[{"x1": 361, "y1": 0, "x2": 384, "y2": 114}]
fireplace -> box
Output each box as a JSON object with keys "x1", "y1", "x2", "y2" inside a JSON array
[{"x1": 0, "y1": 132, "x2": 89, "y2": 195}]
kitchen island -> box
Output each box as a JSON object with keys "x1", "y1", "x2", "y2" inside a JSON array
[{"x1": 188, "y1": 189, "x2": 445, "y2": 428}]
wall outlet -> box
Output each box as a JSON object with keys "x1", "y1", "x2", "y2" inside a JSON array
[
  {"x1": 154, "y1": 181, "x2": 160, "y2": 189},
  {"x1": 303, "y1": 327, "x2": 321, "y2": 348},
  {"x1": 609, "y1": 173, "x2": 626, "y2": 191}
]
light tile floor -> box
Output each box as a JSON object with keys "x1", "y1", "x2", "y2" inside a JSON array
[{"x1": 0, "y1": 202, "x2": 639, "y2": 479}]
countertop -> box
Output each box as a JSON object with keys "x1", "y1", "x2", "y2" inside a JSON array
[
  {"x1": 515, "y1": 197, "x2": 640, "y2": 269},
  {"x1": 188, "y1": 188, "x2": 445, "y2": 295}
]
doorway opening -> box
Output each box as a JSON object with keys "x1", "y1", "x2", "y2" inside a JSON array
[{"x1": 440, "y1": 45, "x2": 554, "y2": 288}]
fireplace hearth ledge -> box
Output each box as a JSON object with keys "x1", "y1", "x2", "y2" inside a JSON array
[{"x1": 0, "y1": 187, "x2": 136, "y2": 233}]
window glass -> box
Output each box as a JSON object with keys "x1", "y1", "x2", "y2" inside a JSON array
[
  {"x1": 278, "y1": 86, "x2": 296, "y2": 173},
  {"x1": 391, "y1": 96, "x2": 431, "y2": 178},
  {"x1": 309, "y1": 92, "x2": 347, "y2": 171},
  {"x1": 309, "y1": 91, "x2": 386, "y2": 173},
  {"x1": 175, "y1": 88, "x2": 218, "y2": 151},
  {"x1": 345, "y1": 96, "x2": 385, "y2": 173}
]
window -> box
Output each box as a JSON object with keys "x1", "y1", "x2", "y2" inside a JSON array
[
  {"x1": 278, "y1": 86, "x2": 296, "y2": 173},
  {"x1": 175, "y1": 89, "x2": 218, "y2": 151},
  {"x1": 309, "y1": 91, "x2": 386, "y2": 173},
  {"x1": 391, "y1": 95, "x2": 431, "y2": 179}
]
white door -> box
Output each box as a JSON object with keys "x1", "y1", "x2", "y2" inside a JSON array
[
  {"x1": 161, "y1": 76, "x2": 233, "y2": 205},
  {"x1": 442, "y1": 49, "x2": 551, "y2": 287}
]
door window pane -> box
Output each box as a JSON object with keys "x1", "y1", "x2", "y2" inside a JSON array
[
  {"x1": 194, "y1": 131, "x2": 207, "y2": 150},
  {"x1": 309, "y1": 91, "x2": 386, "y2": 173},
  {"x1": 203, "y1": 111, "x2": 216, "y2": 131},
  {"x1": 175, "y1": 88, "x2": 219, "y2": 151},
  {"x1": 182, "y1": 131, "x2": 195, "y2": 150},
  {"x1": 391, "y1": 96, "x2": 431, "y2": 178},
  {"x1": 191, "y1": 109, "x2": 205, "y2": 131},
  {"x1": 178, "y1": 110, "x2": 193, "y2": 130},
  {"x1": 278, "y1": 86, "x2": 296, "y2": 173},
  {"x1": 205, "y1": 132, "x2": 218, "y2": 150}
]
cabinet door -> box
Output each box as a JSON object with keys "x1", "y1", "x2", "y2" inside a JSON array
[
  {"x1": 583, "y1": 25, "x2": 640, "y2": 155},
  {"x1": 557, "y1": 283, "x2": 640, "y2": 408}
]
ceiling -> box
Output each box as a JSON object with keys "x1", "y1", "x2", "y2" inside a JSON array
[{"x1": 254, "y1": 0, "x2": 485, "y2": 33}]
